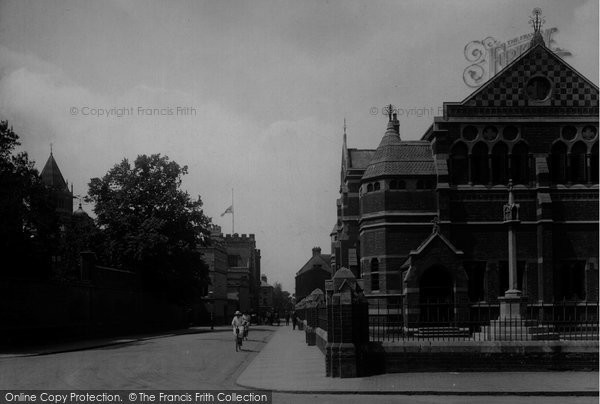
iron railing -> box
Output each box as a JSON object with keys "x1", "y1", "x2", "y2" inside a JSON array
[{"x1": 367, "y1": 298, "x2": 599, "y2": 342}]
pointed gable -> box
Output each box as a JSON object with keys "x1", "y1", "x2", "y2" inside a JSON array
[
  {"x1": 295, "y1": 253, "x2": 332, "y2": 277},
  {"x1": 41, "y1": 153, "x2": 69, "y2": 191},
  {"x1": 445, "y1": 44, "x2": 599, "y2": 118},
  {"x1": 410, "y1": 231, "x2": 463, "y2": 257}
]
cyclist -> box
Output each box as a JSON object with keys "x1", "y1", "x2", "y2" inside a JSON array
[{"x1": 231, "y1": 311, "x2": 245, "y2": 351}]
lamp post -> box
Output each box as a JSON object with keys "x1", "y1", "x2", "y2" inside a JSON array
[{"x1": 208, "y1": 291, "x2": 214, "y2": 330}]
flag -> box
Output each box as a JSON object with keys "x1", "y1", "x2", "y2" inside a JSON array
[{"x1": 220, "y1": 205, "x2": 233, "y2": 217}]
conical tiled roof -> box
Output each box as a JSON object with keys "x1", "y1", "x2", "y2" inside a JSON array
[
  {"x1": 362, "y1": 119, "x2": 435, "y2": 180},
  {"x1": 41, "y1": 153, "x2": 68, "y2": 191}
]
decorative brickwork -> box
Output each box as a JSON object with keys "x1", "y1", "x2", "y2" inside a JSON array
[
  {"x1": 324, "y1": 268, "x2": 368, "y2": 378},
  {"x1": 332, "y1": 35, "x2": 598, "y2": 333}
]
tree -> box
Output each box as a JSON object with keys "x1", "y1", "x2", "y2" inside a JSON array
[
  {"x1": 87, "y1": 154, "x2": 211, "y2": 303},
  {"x1": 56, "y1": 208, "x2": 103, "y2": 280},
  {"x1": 272, "y1": 282, "x2": 293, "y2": 314},
  {"x1": 0, "y1": 121, "x2": 58, "y2": 277}
]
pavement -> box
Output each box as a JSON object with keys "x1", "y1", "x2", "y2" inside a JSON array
[
  {"x1": 236, "y1": 324, "x2": 600, "y2": 395},
  {"x1": 2, "y1": 324, "x2": 598, "y2": 395}
]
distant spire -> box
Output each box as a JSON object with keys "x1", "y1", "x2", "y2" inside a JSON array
[
  {"x1": 50, "y1": 143, "x2": 53, "y2": 156},
  {"x1": 342, "y1": 117, "x2": 348, "y2": 155},
  {"x1": 529, "y1": 8, "x2": 546, "y2": 47}
]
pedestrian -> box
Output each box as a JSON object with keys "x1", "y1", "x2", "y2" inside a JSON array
[
  {"x1": 231, "y1": 311, "x2": 245, "y2": 351},
  {"x1": 285, "y1": 312, "x2": 290, "y2": 326},
  {"x1": 292, "y1": 312, "x2": 297, "y2": 330},
  {"x1": 242, "y1": 312, "x2": 251, "y2": 340}
]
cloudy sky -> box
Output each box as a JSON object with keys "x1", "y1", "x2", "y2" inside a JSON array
[{"x1": 0, "y1": 0, "x2": 597, "y2": 292}]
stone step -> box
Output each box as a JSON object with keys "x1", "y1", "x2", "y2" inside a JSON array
[
  {"x1": 473, "y1": 324, "x2": 560, "y2": 340},
  {"x1": 560, "y1": 333, "x2": 599, "y2": 340},
  {"x1": 488, "y1": 319, "x2": 540, "y2": 327},
  {"x1": 486, "y1": 325, "x2": 556, "y2": 334},
  {"x1": 414, "y1": 327, "x2": 471, "y2": 337},
  {"x1": 473, "y1": 332, "x2": 560, "y2": 341}
]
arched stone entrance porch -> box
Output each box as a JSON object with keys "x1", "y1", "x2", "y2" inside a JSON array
[{"x1": 401, "y1": 231, "x2": 468, "y2": 329}]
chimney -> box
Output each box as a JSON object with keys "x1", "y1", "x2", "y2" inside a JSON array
[{"x1": 312, "y1": 246, "x2": 322, "y2": 257}]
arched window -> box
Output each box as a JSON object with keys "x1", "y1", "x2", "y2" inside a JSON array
[
  {"x1": 389, "y1": 180, "x2": 397, "y2": 189},
  {"x1": 450, "y1": 142, "x2": 468, "y2": 185},
  {"x1": 591, "y1": 143, "x2": 598, "y2": 184},
  {"x1": 367, "y1": 183, "x2": 373, "y2": 193},
  {"x1": 471, "y1": 142, "x2": 489, "y2": 185},
  {"x1": 491, "y1": 142, "x2": 509, "y2": 185},
  {"x1": 511, "y1": 142, "x2": 530, "y2": 185},
  {"x1": 374, "y1": 182, "x2": 381, "y2": 191},
  {"x1": 370, "y1": 258, "x2": 379, "y2": 291},
  {"x1": 550, "y1": 142, "x2": 567, "y2": 184},
  {"x1": 570, "y1": 141, "x2": 587, "y2": 184}
]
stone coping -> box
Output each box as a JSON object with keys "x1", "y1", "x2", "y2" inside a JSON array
[{"x1": 378, "y1": 340, "x2": 599, "y2": 353}]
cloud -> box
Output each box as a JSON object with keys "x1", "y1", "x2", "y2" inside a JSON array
[
  {"x1": 1, "y1": 0, "x2": 597, "y2": 293},
  {"x1": 0, "y1": 45, "x2": 338, "y2": 291}
]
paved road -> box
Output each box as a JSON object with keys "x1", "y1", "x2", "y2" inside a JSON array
[
  {"x1": 0, "y1": 326, "x2": 595, "y2": 404},
  {"x1": 0, "y1": 326, "x2": 271, "y2": 389}
]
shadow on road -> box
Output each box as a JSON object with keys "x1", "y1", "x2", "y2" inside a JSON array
[{"x1": 0, "y1": 326, "x2": 235, "y2": 356}]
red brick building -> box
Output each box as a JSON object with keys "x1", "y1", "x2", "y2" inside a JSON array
[
  {"x1": 295, "y1": 247, "x2": 332, "y2": 302},
  {"x1": 333, "y1": 35, "x2": 599, "y2": 316}
]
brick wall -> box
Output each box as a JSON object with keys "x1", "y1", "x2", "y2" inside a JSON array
[
  {"x1": 295, "y1": 268, "x2": 331, "y2": 302},
  {"x1": 361, "y1": 191, "x2": 436, "y2": 215},
  {"x1": 363, "y1": 341, "x2": 598, "y2": 373},
  {"x1": 0, "y1": 267, "x2": 192, "y2": 344}
]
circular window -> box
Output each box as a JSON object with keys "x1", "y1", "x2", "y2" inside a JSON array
[
  {"x1": 526, "y1": 76, "x2": 552, "y2": 101},
  {"x1": 503, "y1": 126, "x2": 518, "y2": 141},
  {"x1": 483, "y1": 126, "x2": 498, "y2": 141},
  {"x1": 561, "y1": 126, "x2": 577, "y2": 141},
  {"x1": 582, "y1": 126, "x2": 598, "y2": 141},
  {"x1": 462, "y1": 126, "x2": 478, "y2": 141}
]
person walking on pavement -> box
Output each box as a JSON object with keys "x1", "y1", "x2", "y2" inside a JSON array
[
  {"x1": 242, "y1": 312, "x2": 251, "y2": 340},
  {"x1": 231, "y1": 311, "x2": 245, "y2": 351},
  {"x1": 285, "y1": 312, "x2": 290, "y2": 326},
  {"x1": 292, "y1": 311, "x2": 297, "y2": 330}
]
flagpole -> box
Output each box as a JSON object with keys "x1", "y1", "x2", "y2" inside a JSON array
[{"x1": 232, "y1": 188, "x2": 235, "y2": 234}]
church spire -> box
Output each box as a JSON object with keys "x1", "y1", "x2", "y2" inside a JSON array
[{"x1": 529, "y1": 8, "x2": 546, "y2": 47}]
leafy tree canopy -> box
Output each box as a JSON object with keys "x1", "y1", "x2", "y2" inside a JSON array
[
  {"x1": 272, "y1": 281, "x2": 293, "y2": 314},
  {"x1": 87, "y1": 154, "x2": 211, "y2": 302},
  {"x1": 0, "y1": 121, "x2": 58, "y2": 275}
]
